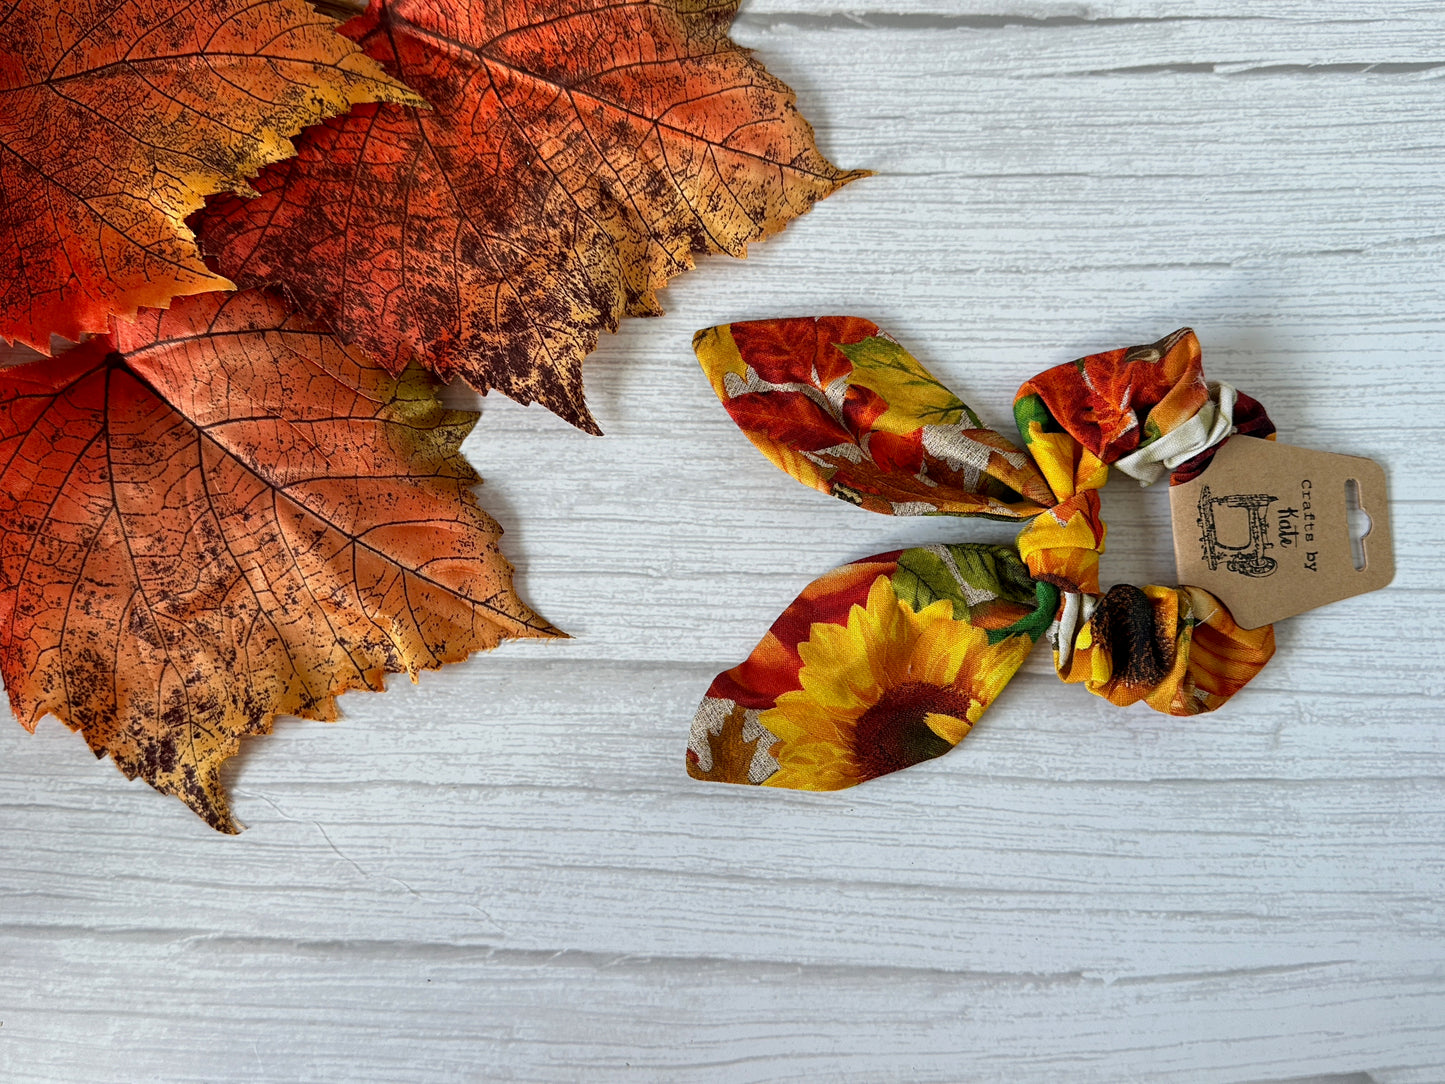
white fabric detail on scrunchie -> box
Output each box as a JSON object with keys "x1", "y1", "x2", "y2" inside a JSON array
[
  {"x1": 1052, "y1": 590, "x2": 1098, "y2": 670},
  {"x1": 1113, "y1": 381, "x2": 1238, "y2": 486}
]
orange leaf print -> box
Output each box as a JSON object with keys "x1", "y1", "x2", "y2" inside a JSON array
[
  {"x1": 687, "y1": 703, "x2": 763, "y2": 784},
  {"x1": 0, "y1": 291, "x2": 560, "y2": 832},
  {"x1": 199, "y1": 0, "x2": 867, "y2": 433},
  {"x1": 694, "y1": 319, "x2": 1054, "y2": 517},
  {"x1": 0, "y1": 0, "x2": 420, "y2": 352}
]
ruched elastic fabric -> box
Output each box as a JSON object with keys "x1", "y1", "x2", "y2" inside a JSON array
[{"x1": 1010, "y1": 327, "x2": 1277, "y2": 715}]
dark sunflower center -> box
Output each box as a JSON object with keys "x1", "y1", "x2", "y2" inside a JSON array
[
  {"x1": 849, "y1": 681, "x2": 973, "y2": 781},
  {"x1": 1091, "y1": 583, "x2": 1173, "y2": 688}
]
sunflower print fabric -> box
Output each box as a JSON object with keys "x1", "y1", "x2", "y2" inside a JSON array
[{"x1": 689, "y1": 320, "x2": 1278, "y2": 790}]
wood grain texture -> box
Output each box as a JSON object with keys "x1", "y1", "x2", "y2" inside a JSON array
[{"x1": 2, "y1": 2, "x2": 1443, "y2": 1080}]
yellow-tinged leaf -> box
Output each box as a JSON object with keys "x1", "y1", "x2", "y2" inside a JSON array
[{"x1": 0, "y1": 0, "x2": 422, "y2": 351}]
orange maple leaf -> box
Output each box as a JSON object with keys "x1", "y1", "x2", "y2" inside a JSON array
[
  {"x1": 0, "y1": 290, "x2": 561, "y2": 832},
  {"x1": 688, "y1": 703, "x2": 764, "y2": 785},
  {"x1": 199, "y1": 0, "x2": 867, "y2": 433},
  {"x1": 0, "y1": 0, "x2": 421, "y2": 352}
]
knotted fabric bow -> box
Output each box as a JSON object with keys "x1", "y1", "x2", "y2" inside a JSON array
[{"x1": 687, "y1": 320, "x2": 1278, "y2": 789}]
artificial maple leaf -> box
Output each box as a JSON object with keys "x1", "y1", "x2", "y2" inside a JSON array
[
  {"x1": 0, "y1": 0, "x2": 422, "y2": 353},
  {"x1": 199, "y1": 0, "x2": 866, "y2": 434},
  {"x1": 0, "y1": 290, "x2": 561, "y2": 831},
  {"x1": 687, "y1": 704, "x2": 763, "y2": 785}
]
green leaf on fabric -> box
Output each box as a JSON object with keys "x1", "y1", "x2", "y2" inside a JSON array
[
  {"x1": 893, "y1": 543, "x2": 1036, "y2": 621},
  {"x1": 837, "y1": 337, "x2": 984, "y2": 427},
  {"x1": 893, "y1": 546, "x2": 961, "y2": 615},
  {"x1": 957, "y1": 544, "x2": 1037, "y2": 603}
]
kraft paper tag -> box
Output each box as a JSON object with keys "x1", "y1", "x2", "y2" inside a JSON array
[{"x1": 1169, "y1": 438, "x2": 1393, "y2": 629}]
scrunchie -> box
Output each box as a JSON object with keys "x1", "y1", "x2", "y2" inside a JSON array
[{"x1": 687, "y1": 321, "x2": 1277, "y2": 789}]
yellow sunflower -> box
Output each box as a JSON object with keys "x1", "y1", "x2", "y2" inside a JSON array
[{"x1": 761, "y1": 576, "x2": 1033, "y2": 790}]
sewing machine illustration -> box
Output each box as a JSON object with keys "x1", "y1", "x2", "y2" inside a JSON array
[{"x1": 1196, "y1": 486, "x2": 1278, "y2": 578}]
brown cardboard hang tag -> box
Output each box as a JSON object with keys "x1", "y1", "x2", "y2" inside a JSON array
[{"x1": 1169, "y1": 438, "x2": 1393, "y2": 629}]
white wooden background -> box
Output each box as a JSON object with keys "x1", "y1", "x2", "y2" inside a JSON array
[{"x1": 3, "y1": 1, "x2": 1444, "y2": 1080}]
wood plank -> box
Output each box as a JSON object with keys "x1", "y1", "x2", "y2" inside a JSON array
[
  {"x1": 1, "y1": 5, "x2": 1442, "y2": 1080},
  {"x1": 2, "y1": 664, "x2": 1441, "y2": 978},
  {"x1": 2, "y1": 932, "x2": 1443, "y2": 1082}
]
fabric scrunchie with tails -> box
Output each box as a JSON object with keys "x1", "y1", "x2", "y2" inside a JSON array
[{"x1": 687, "y1": 321, "x2": 1277, "y2": 790}]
